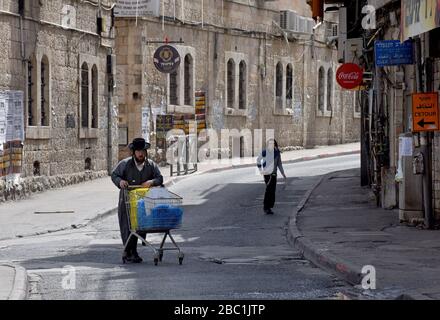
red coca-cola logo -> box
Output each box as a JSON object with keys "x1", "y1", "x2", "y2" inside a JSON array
[{"x1": 336, "y1": 63, "x2": 363, "y2": 89}]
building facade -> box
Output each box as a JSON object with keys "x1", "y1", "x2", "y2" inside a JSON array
[
  {"x1": 0, "y1": 0, "x2": 118, "y2": 199},
  {"x1": 115, "y1": 0, "x2": 361, "y2": 161},
  {"x1": 310, "y1": 0, "x2": 440, "y2": 223}
]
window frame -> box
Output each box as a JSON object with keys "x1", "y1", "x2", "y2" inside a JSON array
[
  {"x1": 224, "y1": 51, "x2": 248, "y2": 116},
  {"x1": 316, "y1": 62, "x2": 334, "y2": 118},
  {"x1": 25, "y1": 49, "x2": 51, "y2": 140},
  {"x1": 273, "y1": 57, "x2": 294, "y2": 116},
  {"x1": 79, "y1": 54, "x2": 99, "y2": 139},
  {"x1": 167, "y1": 45, "x2": 196, "y2": 114}
]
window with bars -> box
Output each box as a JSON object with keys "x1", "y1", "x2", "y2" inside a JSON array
[
  {"x1": 318, "y1": 67, "x2": 325, "y2": 112},
  {"x1": 81, "y1": 62, "x2": 89, "y2": 128},
  {"x1": 169, "y1": 69, "x2": 179, "y2": 105},
  {"x1": 227, "y1": 59, "x2": 235, "y2": 108},
  {"x1": 286, "y1": 64, "x2": 293, "y2": 107},
  {"x1": 40, "y1": 55, "x2": 49, "y2": 126},
  {"x1": 27, "y1": 58, "x2": 36, "y2": 126},
  {"x1": 275, "y1": 62, "x2": 283, "y2": 109},
  {"x1": 239, "y1": 61, "x2": 246, "y2": 110},
  {"x1": 327, "y1": 68, "x2": 333, "y2": 112},
  {"x1": 91, "y1": 65, "x2": 98, "y2": 128},
  {"x1": 184, "y1": 54, "x2": 193, "y2": 106}
]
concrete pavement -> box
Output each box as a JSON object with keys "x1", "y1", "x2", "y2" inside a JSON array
[
  {"x1": 0, "y1": 142, "x2": 359, "y2": 300},
  {"x1": 288, "y1": 168, "x2": 440, "y2": 300},
  {"x1": 0, "y1": 264, "x2": 28, "y2": 300}
]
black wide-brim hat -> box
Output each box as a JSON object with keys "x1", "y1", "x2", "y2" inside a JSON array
[{"x1": 129, "y1": 137, "x2": 151, "y2": 151}]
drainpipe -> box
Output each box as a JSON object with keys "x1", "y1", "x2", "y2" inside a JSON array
[
  {"x1": 19, "y1": 10, "x2": 26, "y2": 177},
  {"x1": 107, "y1": 50, "x2": 115, "y2": 174}
]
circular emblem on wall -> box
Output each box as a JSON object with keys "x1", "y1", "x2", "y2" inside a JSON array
[
  {"x1": 336, "y1": 63, "x2": 364, "y2": 90},
  {"x1": 153, "y1": 45, "x2": 181, "y2": 74}
]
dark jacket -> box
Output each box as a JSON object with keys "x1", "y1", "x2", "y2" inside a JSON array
[{"x1": 111, "y1": 157, "x2": 163, "y2": 188}]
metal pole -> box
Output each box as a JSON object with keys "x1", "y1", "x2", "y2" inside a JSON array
[{"x1": 414, "y1": 36, "x2": 434, "y2": 229}]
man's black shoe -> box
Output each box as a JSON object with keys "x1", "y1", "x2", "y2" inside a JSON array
[{"x1": 132, "y1": 252, "x2": 143, "y2": 263}]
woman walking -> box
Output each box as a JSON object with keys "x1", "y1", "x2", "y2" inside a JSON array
[{"x1": 256, "y1": 139, "x2": 287, "y2": 214}]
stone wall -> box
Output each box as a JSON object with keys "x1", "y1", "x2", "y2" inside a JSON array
[
  {"x1": 116, "y1": 0, "x2": 361, "y2": 159},
  {"x1": 0, "y1": 0, "x2": 118, "y2": 184},
  {"x1": 0, "y1": 170, "x2": 108, "y2": 203}
]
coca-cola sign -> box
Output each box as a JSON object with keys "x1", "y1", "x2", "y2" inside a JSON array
[{"x1": 336, "y1": 63, "x2": 363, "y2": 90}]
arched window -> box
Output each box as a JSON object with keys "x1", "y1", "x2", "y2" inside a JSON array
[
  {"x1": 85, "y1": 157, "x2": 92, "y2": 170},
  {"x1": 81, "y1": 62, "x2": 89, "y2": 128},
  {"x1": 91, "y1": 65, "x2": 98, "y2": 128},
  {"x1": 28, "y1": 55, "x2": 37, "y2": 126},
  {"x1": 318, "y1": 67, "x2": 325, "y2": 112},
  {"x1": 169, "y1": 69, "x2": 179, "y2": 105},
  {"x1": 184, "y1": 54, "x2": 193, "y2": 106},
  {"x1": 286, "y1": 64, "x2": 293, "y2": 107},
  {"x1": 239, "y1": 61, "x2": 247, "y2": 109},
  {"x1": 327, "y1": 68, "x2": 333, "y2": 112},
  {"x1": 33, "y1": 161, "x2": 40, "y2": 176},
  {"x1": 275, "y1": 62, "x2": 283, "y2": 109},
  {"x1": 41, "y1": 55, "x2": 49, "y2": 126},
  {"x1": 227, "y1": 58, "x2": 235, "y2": 108}
]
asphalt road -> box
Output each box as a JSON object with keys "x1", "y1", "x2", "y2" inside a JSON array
[{"x1": 0, "y1": 154, "x2": 360, "y2": 300}]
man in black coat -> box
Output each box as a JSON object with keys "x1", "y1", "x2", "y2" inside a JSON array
[{"x1": 111, "y1": 137, "x2": 163, "y2": 263}]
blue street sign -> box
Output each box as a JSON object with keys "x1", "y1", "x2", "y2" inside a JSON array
[{"x1": 375, "y1": 40, "x2": 413, "y2": 67}]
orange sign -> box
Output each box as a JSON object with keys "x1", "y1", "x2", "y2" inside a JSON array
[{"x1": 412, "y1": 92, "x2": 439, "y2": 132}]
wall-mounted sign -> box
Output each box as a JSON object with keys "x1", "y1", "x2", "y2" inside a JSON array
[
  {"x1": 153, "y1": 45, "x2": 181, "y2": 74},
  {"x1": 401, "y1": 0, "x2": 440, "y2": 41},
  {"x1": 336, "y1": 63, "x2": 363, "y2": 90},
  {"x1": 412, "y1": 92, "x2": 439, "y2": 132},
  {"x1": 375, "y1": 40, "x2": 413, "y2": 67},
  {"x1": 114, "y1": 0, "x2": 160, "y2": 17}
]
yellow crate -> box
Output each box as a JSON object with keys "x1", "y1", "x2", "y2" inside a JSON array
[{"x1": 128, "y1": 188, "x2": 150, "y2": 230}]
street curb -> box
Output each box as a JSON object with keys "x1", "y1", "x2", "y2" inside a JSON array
[
  {"x1": 1, "y1": 264, "x2": 28, "y2": 300},
  {"x1": 286, "y1": 172, "x2": 364, "y2": 286},
  {"x1": 286, "y1": 170, "x2": 432, "y2": 300},
  {"x1": 164, "y1": 149, "x2": 360, "y2": 180}
]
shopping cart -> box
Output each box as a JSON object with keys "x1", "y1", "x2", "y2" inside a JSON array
[{"x1": 123, "y1": 186, "x2": 184, "y2": 266}]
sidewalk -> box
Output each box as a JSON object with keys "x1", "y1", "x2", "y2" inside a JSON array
[
  {"x1": 289, "y1": 168, "x2": 440, "y2": 300},
  {"x1": 0, "y1": 264, "x2": 27, "y2": 300}
]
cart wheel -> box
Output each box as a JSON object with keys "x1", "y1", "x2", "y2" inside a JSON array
[
  {"x1": 179, "y1": 257, "x2": 184, "y2": 265},
  {"x1": 159, "y1": 251, "x2": 164, "y2": 262},
  {"x1": 154, "y1": 258, "x2": 159, "y2": 266}
]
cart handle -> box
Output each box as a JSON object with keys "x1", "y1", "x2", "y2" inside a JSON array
[{"x1": 127, "y1": 184, "x2": 165, "y2": 190}]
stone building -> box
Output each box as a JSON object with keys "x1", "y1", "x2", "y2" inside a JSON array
[
  {"x1": 0, "y1": 0, "x2": 118, "y2": 199},
  {"x1": 352, "y1": 0, "x2": 440, "y2": 222},
  {"x1": 115, "y1": 0, "x2": 361, "y2": 161}
]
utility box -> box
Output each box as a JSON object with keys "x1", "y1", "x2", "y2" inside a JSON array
[{"x1": 398, "y1": 133, "x2": 423, "y2": 222}]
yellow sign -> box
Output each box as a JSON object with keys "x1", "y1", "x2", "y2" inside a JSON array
[
  {"x1": 401, "y1": 0, "x2": 440, "y2": 41},
  {"x1": 412, "y1": 92, "x2": 439, "y2": 132}
]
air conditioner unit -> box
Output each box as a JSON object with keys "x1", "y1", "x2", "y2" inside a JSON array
[
  {"x1": 280, "y1": 10, "x2": 298, "y2": 32},
  {"x1": 306, "y1": 18, "x2": 315, "y2": 34},
  {"x1": 297, "y1": 16, "x2": 306, "y2": 33}
]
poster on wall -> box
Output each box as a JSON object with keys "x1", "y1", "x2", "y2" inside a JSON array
[
  {"x1": 156, "y1": 114, "x2": 173, "y2": 150},
  {"x1": 401, "y1": 0, "x2": 440, "y2": 41},
  {"x1": 114, "y1": 0, "x2": 160, "y2": 17},
  {"x1": 0, "y1": 91, "x2": 24, "y2": 179},
  {"x1": 195, "y1": 91, "x2": 207, "y2": 135},
  {"x1": 141, "y1": 106, "x2": 151, "y2": 142}
]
